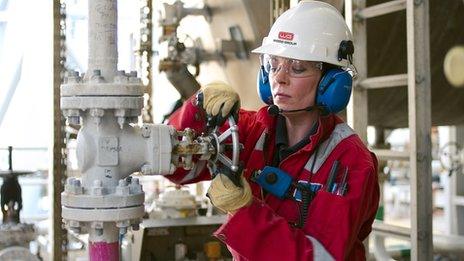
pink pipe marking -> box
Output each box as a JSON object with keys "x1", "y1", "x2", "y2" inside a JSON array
[{"x1": 89, "y1": 241, "x2": 119, "y2": 261}]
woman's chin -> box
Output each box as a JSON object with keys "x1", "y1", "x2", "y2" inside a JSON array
[{"x1": 274, "y1": 103, "x2": 293, "y2": 111}]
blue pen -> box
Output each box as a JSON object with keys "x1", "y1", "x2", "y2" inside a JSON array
[
  {"x1": 337, "y1": 167, "x2": 349, "y2": 196},
  {"x1": 330, "y1": 183, "x2": 338, "y2": 194}
]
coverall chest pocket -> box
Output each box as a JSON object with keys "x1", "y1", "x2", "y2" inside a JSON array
[{"x1": 306, "y1": 190, "x2": 351, "y2": 244}]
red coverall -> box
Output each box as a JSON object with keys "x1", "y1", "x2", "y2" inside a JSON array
[{"x1": 168, "y1": 97, "x2": 379, "y2": 261}]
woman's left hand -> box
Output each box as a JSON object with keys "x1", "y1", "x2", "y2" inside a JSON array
[{"x1": 207, "y1": 174, "x2": 252, "y2": 214}]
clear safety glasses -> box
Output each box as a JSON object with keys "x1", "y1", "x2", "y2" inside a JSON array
[{"x1": 260, "y1": 54, "x2": 323, "y2": 78}]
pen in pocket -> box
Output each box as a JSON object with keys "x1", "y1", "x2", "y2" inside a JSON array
[
  {"x1": 325, "y1": 160, "x2": 339, "y2": 192},
  {"x1": 337, "y1": 167, "x2": 349, "y2": 196}
]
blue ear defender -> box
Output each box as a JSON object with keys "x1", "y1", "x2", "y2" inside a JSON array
[
  {"x1": 317, "y1": 69, "x2": 352, "y2": 114},
  {"x1": 257, "y1": 65, "x2": 273, "y2": 105},
  {"x1": 256, "y1": 66, "x2": 353, "y2": 114}
]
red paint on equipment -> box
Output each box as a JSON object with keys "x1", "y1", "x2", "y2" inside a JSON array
[{"x1": 89, "y1": 241, "x2": 119, "y2": 261}]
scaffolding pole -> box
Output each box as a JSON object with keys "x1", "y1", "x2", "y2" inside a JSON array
[
  {"x1": 406, "y1": 0, "x2": 433, "y2": 259},
  {"x1": 52, "y1": 0, "x2": 67, "y2": 260},
  {"x1": 346, "y1": 0, "x2": 432, "y2": 259},
  {"x1": 346, "y1": 0, "x2": 368, "y2": 144}
]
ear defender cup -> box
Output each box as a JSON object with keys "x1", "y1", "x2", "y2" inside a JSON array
[
  {"x1": 256, "y1": 67, "x2": 352, "y2": 113},
  {"x1": 257, "y1": 65, "x2": 273, "y2": 105},
  {"x1": 317, "y1": 69, "x2": 352, "y2": 114}
]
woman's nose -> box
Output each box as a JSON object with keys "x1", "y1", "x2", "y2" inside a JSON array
[{"x1": 273, "y1": 66, "x2": 290, "y2": 85}]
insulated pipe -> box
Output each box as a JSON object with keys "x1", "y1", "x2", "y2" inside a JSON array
[{"x1": 87, "y1": 0, "x2": 118, "y2": 81}]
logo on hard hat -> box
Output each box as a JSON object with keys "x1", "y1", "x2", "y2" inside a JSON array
[{"x1": 278, "y1": 31, "x2": 294, "y2": 41}]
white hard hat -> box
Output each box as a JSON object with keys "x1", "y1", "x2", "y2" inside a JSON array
[{"x1": 252, "y1": 0, "x2": 353, "y2": 67}]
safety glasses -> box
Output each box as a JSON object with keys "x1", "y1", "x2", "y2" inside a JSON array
[{"x1": 261, "y1": 54, "x2": 323, "y2": 78}]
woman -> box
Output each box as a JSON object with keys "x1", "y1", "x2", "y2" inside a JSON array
[{"x1": 168, "y1": 1, "x2": 379, "y2": 260}]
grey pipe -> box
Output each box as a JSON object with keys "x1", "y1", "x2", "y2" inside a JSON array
[{"x1": 165, "y1": 64, "x2": 201, "y2": 100}]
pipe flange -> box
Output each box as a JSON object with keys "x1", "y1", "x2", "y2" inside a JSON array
[
  {"x1": 143, "y1": 124, "x2": 178, "y2": 175},
  {"x1": 61, "y1": 82, "x2": 144, "y2": 97},
  {"x1": 0, "y1": 223, "x2": 36, "y2": 246},
  {"x1": 62, "y1": 177, "x2": 144, "y2": 208},
  {"x1": 0, "y1": 246, "x2": 39, "y2": 261},
  {"x1": 61, "y1": 192, "x2": 144, "y2": 209},
  {"x1": 62, "y1": 205, "x2": 144, "y2": 222},
  {"x1": 61, "y1": 96, "x2": 144, "y2": 112}
]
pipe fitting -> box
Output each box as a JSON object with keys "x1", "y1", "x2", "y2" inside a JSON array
[
  {"x1": 69, "y1": 220, "x2": 80, "y2": 230},
  {"x1": 117, "y1": 117, "x2": 126, "y2": 129},
  {"x1": 116, "y1": 220, "x2": 130, "y2": 235},
  {"x1": 67, "y1": 70, "x2": 82, "y2": 84},
  {"x1": 128, "y1": 71, "x2": 141, "y2": 84},
  {"x1": 68, "y1": 116, "x2": 80, "y2": 125},
  {"x1": 116, "y1": 179, "x2": 130, "y2": 195},
  {"x1": 64, "y1": 109, "x2": 82, "y2": 125},
  {"x1": 91, "y1": 180, "x2": 104, "y2": 196},
  {"x1": 91, "y1": 69, "x2": 104, "y2": 83},
  {"x1": 64, "y1": 181, "x2": 72, "y2": 194},
  {"x1": 90, "y1": 108, "x2": 105, "y2": 118},
  {"x1": 141, "y1": 125, "x2": 151, "y2": 138},
  {"x1": 90, "y1": 108, "x2": 105, "y2": 126},
  {"x1": 128, "y1": 116, "x2": 138, "y2": 124},
  {"x1": 131, "y1": 223, "x2": 140, "y2": 231},
  {"x1": 114, "y1": 70, "x2": 128, "y2": 83},
  {"x1": 65, "y1": 178, "x2": 83, "y2": 195},
  {"x1": 91, "y1": 221, "x2": 104, "y2": 236},
  {"x1": 129, "y1": 178, "x2": 142, "y2": 194}
]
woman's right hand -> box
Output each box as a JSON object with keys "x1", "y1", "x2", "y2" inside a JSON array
[{"x1": 198, "y1": 81, "x2": 240, "y2": 127}]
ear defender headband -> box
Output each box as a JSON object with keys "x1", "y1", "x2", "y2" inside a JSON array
[{"x1": 256, "y1": 40, "x2": 354, "y2": 114}]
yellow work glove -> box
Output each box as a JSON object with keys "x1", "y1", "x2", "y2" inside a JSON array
[
  {"x1": 207, "y1": 174, "x2": 252, "y2": 214},
  {"x1": 200, "y1": 81, "x2": 240, "y2": 127}
]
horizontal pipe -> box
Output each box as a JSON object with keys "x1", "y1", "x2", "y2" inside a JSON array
[
  {"x1": 373, "y1": 221, "x2": 464, "y2": 253},
  {"x1": 372, "y1": 221, "x2": 411, "y2": 240}
]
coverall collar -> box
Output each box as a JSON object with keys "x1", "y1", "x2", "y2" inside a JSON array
[{"x1": 275, "y1": 114, "x2": 319, "y2": 162}]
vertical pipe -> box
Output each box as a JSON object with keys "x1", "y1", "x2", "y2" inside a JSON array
[
  {"x1": 346, "y1": 1, "x2": 370, "y2": 258},
  {"x1": 87, "y1": 0, "x2": 118, "y2": 81},
  {"x1": 86, "y1": 1, "x2": 120, "y2": 259},
  {"x1": 7, "y1": 146, "x2": 12, "y2": 170},
  {"x1": 89, "y1": 224, "x2": 119, "y2": 261}
]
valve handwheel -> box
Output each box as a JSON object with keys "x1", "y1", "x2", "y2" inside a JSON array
[{"x1": 207, "y1": 116, "x2": 240, "y2": 176}]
